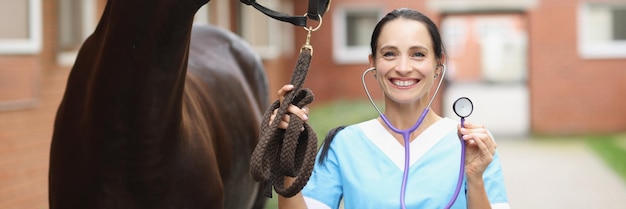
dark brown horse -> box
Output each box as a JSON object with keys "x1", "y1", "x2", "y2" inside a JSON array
[{"x1": 49, "y1": 0, "x2": 268, "y2": 208}]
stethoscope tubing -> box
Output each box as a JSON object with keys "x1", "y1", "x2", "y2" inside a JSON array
[
  {"x1": 361, "y1": 65, "x2": 465, "y2": 209},
  {"x1": 444, "y1": 118, "x2": 467, "y2": 209}
]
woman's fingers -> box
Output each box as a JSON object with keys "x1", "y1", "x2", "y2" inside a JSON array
[
  {"x1": 458, "y1": 121, "x2": 498, "y2": 176},
  {"x1": 465, "y1": 132, "x2": 495, "y2": 153},
  {"x1": 270, "y1": 104, "x2": 309, "y2": 130},
  {"x1": 277, "y1": 84, "x2": 295, "y2": 100},
  {"x1": 288, "y1": 105, "x2": 308, "y2": 121},
  {"x1": 271, "y1": 84, "x2": 310, "y2": 131},
  {"x1": 459, "y1": 121, "x2": 496, "y2": 154},
  {"x1": 278, "y1": 84, "x2": 308, "y2": 121},
  {"x1": 461, "y1": 121, "x2": 486, "y2": 131},
  {"x1": 270, "y1": 110, "x2": 293, "y2": 129}
]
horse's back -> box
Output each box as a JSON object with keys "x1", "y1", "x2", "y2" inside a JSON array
[{"x1": 188, "y1": 24, "x2": 268, "y2": 108}]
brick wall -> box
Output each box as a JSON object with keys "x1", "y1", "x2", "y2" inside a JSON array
[
  {"x1": 0, "y1": 56, "x2": 39, "y2": 111},
  {"x1": 0, "y1": 0, "x2": 64, "y2": 208},
  {"x1": 0, "y1": 66, "x2": 68, "y2": 209},
  {"x1": 1, "y1": 0, "x2": 625, "y2": 208},
  {"x1": 287, "y1": 0, "x2": 626, "y2": 135},
  {"x1": 528, "y1": 0, "x2": 626, "y2": 134},
  {"x1": 288, "y1": 0, "x2": 448, "y2": 115}
]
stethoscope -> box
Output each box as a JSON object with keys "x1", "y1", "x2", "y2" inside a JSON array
[{"x1": 361, "y1": 65, "x2": 474, "y2": 209}]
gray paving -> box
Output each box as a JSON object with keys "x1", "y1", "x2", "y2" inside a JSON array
[{"x1": 497, "y1": 137, "x2": 626, "y2": 209}]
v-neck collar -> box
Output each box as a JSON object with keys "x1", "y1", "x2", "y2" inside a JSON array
[{"x1": 358, "y1": 118, "x2": 457, "y2": 171}]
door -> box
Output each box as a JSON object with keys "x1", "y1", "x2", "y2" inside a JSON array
[{"x1": 441, "y1": 13, "x2": 529, "y2": 136}]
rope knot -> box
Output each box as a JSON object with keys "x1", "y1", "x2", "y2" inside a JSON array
[{"x1": 250, "y1": 49, "x2": 318, "y2": 198}]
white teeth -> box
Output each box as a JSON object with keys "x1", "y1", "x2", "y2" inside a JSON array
[{"x1": 392, "y1": 80, "x2": 417, "y2": 87}]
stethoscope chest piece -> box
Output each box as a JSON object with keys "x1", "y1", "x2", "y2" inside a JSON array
[{"x1": 453, "y1": 97, "x2": 473, "y2": 118}]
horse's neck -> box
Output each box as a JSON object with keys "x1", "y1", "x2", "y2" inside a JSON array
[
  {"x1": 69, "y1": 0, "x2": 206, "y2": 132},
  {"x1": 91, "y1": 0, "x2": 202, "y2": 81}
]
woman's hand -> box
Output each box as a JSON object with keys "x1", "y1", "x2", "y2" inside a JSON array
[
  {"x1": 272, "y1": 85, "x2": 311, "y2": 209},
  {"x1": 270, "y1": 84, "x2": 310, "y2": 130},
  {"x1": 458, "y1": 121, "x2": 497, "y2": 181}
]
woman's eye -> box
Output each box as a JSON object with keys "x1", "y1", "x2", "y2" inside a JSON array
[
  {"x1": 412, "y1": 52, "x2": 425, "y2": 57},
  {"x1": 382, "y1": 52, "x2": 396, "y2": 57}
]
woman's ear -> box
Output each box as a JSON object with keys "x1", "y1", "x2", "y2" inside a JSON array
[
  {"x1": 435, "y1": 64, "x2": 442, "y2": 78},
  {"x1": 368, "y1": 55, "x2": 377, "y2": 79},
  {"x1": 435, "y1": 54, "x2": 446, "y2": 78}
]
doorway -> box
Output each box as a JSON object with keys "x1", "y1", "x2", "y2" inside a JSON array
[{"x1": 440, "y1": 13, "x2": 530, "y2": 136}]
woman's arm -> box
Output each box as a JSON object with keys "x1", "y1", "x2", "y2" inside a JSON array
[
  {"x1": 466, "y1": 174, "x2": 491, "y2": 209},
  {"x1": 278, "y1": 177, "x2": 308, "y2": 209}
]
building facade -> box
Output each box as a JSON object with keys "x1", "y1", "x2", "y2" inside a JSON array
[
  {"x1": 0, "y1": 0, "x2": 625, "y2": 208},
  {"x1": 291, "y1": 0, "x2": 626, "y2": 135}
]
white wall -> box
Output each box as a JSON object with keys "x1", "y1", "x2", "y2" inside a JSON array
[{"x1": 443, "y1": 83, "x2": 529, "y2": 137}]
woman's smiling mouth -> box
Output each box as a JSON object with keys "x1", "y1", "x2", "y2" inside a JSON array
[{"x1": 391, "y1": 79, "x2": 419, "y2": 87}]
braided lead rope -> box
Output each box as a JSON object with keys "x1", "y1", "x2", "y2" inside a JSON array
[{"x1": 250, "y1": 48, "x2": 318, "y2": 198}]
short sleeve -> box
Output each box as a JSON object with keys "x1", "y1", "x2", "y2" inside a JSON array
[
  {"x1": 484, "y1": 150, "x2": 510, "y2": 208},
  {"x1": 301, "y1": 134, "x2": 344, "y2": 209}
]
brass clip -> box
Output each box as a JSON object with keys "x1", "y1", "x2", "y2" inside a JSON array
[
  {"x1": 301, "y1": 27, "x2": 313, "y2": 55},
  {"x1": 300, "y1": 14, "x2": 323, "y2": 56}
]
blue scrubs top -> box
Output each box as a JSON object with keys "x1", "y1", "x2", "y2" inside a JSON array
[{"x1": 301, "y1": 118, "x2": 509, "y2": 209}]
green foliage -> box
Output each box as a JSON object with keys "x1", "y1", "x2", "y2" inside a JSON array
[
  {"x1": 586, "y1": 134, "x2": 626, "y2": 182},
  {"x1": 308, "y1": 99, "x2": 380, "y2": 145},
  {"x1": 263, "y1": 191, "x2": 278, "y2": 209}
]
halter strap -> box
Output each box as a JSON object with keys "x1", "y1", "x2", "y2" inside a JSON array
[{"x1": 240, "y1": 0, "x2": 330, "y2": 27}]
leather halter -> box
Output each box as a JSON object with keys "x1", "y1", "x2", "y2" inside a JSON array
[{"x1": 240, "y1": 0, "x2": 331, "y2": 27}]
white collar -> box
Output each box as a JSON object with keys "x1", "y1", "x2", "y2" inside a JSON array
[{"x1": 357, "y1": 118, "x2": 457, "y2": 171}]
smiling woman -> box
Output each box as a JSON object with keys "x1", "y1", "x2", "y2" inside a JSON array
[{"x1": 271, "y1": 8, "x2": 509, "y2": 209}]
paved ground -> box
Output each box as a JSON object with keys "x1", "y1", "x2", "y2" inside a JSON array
[
  {"x1": 445, "y1": 84, "x2": 626, "y2": 208},
  {"x1": 497, "y1": 137, "x2": 626, "y2": 209}
]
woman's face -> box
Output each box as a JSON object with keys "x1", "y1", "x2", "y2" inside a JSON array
[{"x1": 369, "y1": 18, "x2": 440, "y2": 105}]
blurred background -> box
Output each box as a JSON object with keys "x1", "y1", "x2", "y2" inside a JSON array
[{"x1": 0, "y1": 0, "x2": 625, "y2": 208}]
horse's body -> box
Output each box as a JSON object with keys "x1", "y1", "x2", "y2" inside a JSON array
[{"x1": 49, "y1": 1, "x2": 267, "y2": 208}]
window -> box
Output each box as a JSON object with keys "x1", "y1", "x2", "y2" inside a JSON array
[
  {"x1": 194, "y1": 0, "x2": 231, "y2": 31},
  {"x1": 57, "y1": 0, "x2": 98, "y2": 65},
  {"x1": 237, "y1": 0, "x2": 289, "y2": 59},
  {"x1": 441, "y1": 15, "x2": 528, "y2": 83},
  {"x1": 0, "y1": 0, "x2": 42, "y2": 54},
  {"x1": 333, "y1": 7, "x2": 382, "y2": 64},
  {"x1": 578, "y1": 2, "x2": 626, "y2": 59}
]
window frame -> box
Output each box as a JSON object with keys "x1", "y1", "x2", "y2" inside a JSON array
[
  {"x1": 238, "y1": 0, "x2": 287, "y2": 60},
  {"x1": 57, "y1": 0, "x2": 98, "y2": 66},
  {"x1": 332, "y1": 5, "x2": 384, "y2": 64},
  {"x1": 0, "y1": 0, "x2": 42, "y2": 54},
  {"x1": 578, "y1": 2, "x2": 626, "y2": 59}
]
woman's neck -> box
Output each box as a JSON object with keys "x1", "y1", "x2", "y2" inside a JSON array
[
  {"x1": 382, "y1": 97, "x2": 438, "y2": 127},
  {"x1": 378, "y1": 99, "x2": 442, "y2": 144}
]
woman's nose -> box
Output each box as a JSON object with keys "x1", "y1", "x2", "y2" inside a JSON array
[{"x1": 394, "y1": 57, "x2": 411, "y2": 75}]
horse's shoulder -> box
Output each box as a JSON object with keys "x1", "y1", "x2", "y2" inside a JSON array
[
  {"x1": 188, "y1": 24, "x2": 268, "y2": 107},
  {"x1": 191, "y1": 24, "x2": 254, "y2": 54}
]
